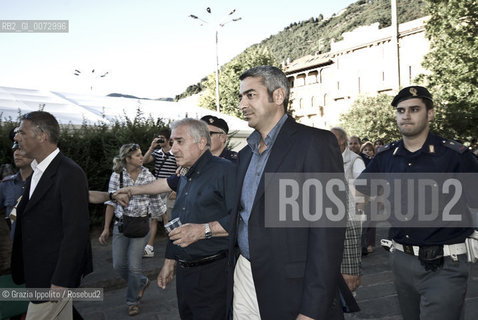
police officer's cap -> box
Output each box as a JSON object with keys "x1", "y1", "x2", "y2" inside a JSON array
[
  {"x1": 391, "y1": 86, "x2": 433, "y2": 107},
  {"x1": 200, "y1": 115, "x2": 229, "y2": 134}
]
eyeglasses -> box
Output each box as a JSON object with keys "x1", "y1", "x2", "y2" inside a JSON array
[
  {"x1": 128, "y1": 144, "x2": 140, "y2": 153},
  {"x1": 210, "y1": 131, "x2": 225, "y2": 135}
]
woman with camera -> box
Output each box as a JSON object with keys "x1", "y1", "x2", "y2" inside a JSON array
[{"x1": 99, "y1": 143, "x2": 167, "y2": 316}]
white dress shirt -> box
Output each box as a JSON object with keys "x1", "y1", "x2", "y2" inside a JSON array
[{"x1": 29, "y1": 148, "x2": 60, "y2": 199}]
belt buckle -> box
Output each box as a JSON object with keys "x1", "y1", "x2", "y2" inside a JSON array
[{"x1": 403, "y1": 245, "x2": 414, "y2": 255}]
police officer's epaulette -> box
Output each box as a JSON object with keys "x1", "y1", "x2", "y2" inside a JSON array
[
  {"x1": 442, "y1": 139, "x2": 467, "y2": 154},
  {"x1": 376, "y1": 142, "x2": 395, "y2": 155},
  {"x1": 1, "y1": 174, "x2": 15, "y2": 182}
]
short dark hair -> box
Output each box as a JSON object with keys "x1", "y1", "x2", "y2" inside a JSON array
[
  {"x1": 21, "y1": 111, "x2": 60, "y2": 144},
  {"x1": 423, "y1": 98, "x2": 434, "y2": 110},
  {"x1": 239, "y1": 65, "x2": 290, "y2": 113},
  {"x1": 157, "y1": 128, "x2": 171, "y2": 139}
]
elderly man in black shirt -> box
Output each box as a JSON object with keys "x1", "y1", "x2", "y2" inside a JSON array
[{"x1": 116, "y1": 118, "x2": 235, "y2": 319}]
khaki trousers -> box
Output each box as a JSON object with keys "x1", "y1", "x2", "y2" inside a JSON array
[{"x1": 233, "y1": 255, "x2": 261, "y2": 320}]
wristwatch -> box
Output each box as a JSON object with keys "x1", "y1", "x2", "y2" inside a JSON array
[{"x1": 204, "y1": 223, "x2": 212, "y2": 239}]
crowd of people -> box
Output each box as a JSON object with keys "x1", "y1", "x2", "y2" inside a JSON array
[{"x1": 1, "y1": 65, "x2": 478, "y2": 320}]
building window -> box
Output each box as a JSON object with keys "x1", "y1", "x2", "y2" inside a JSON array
[
  {"x1": 308, "y1": 71, "x2": 318, "y2": 84},
  {"x1": 324, "y1": 93, "x2": 329, "y2": 106},
  {"x1": 297, "y1": 74, "x2": 306, "y2": 86},
  {"x1": 299, "y1": 98, "x2": 304, "y2": 110},
  {"x1": 408, "y1": 66, "x2": 412, "y2": 84},
  {"x1": 288, "y1": 76, "x2": 295, "y2": 88}
]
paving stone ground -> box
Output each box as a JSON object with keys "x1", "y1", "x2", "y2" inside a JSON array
[{"x1": 76, "y1": 228, "x2": 478, "y2": 319}]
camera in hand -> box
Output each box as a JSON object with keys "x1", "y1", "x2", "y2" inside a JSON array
[{"x1": 157, "y1": 137, "x2": 165, "y2": 144}]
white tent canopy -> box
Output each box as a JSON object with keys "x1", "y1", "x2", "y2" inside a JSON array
[{"x1": 0, "y1": 86, "x2": 252, "y2": 149}]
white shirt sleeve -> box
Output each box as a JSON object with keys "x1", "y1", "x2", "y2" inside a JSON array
[{"x1": 352, "y1": 157, "x2": 366, "y2": 179}]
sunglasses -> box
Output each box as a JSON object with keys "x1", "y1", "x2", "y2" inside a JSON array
[{"x1": 128, "y1": 144, "x2": 140, "y2": 153}]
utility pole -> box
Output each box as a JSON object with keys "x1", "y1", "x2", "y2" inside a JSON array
[{"x1": 391, "y1": 0, "x2": 401, "y2": 90}]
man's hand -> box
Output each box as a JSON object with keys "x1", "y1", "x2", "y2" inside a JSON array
[
  {"x1": 113, "y1": 189, "x2": 131, "y2": 207},
  {"x1": 157, "y1": 259, "x2": 176, "y2": 289},
  {"x1": 342, "y1": 273, "x2": 361, "y2": 292},
  {"x1": 296, "y1": 314, "x2": 314, "y2": 320},
  {"x1": 169, "y1": 223, "x2": 204, "y2": 247},
  {"x1": 99, "y1": 229, "x2": 110, "y2": 245}
]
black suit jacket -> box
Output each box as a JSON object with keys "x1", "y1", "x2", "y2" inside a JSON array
[
  {"x1": 11, "y1": 152, "x2": 92, "y2": 289},
  {"x1": 227, "y1": 116, "x2": 357, "y2": 319}
]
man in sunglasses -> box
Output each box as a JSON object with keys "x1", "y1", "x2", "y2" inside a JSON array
[{"x1": 200, "y1": 115, "x2": 237, "y2": 162}]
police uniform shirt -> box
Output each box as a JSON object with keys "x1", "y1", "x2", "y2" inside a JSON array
[
  {"x1": 356, "y1": 132, "x2": 478, "y2": 246},
  {"x1": 164, "y1": 150, "x2": 236, "y2": 261},
  {"x1": 0, "y1": 172, "x2": 25, "y2": 218},
  {"x1": 0, "y1": 172, "x2": 26, "y2": 240},
  {"x1": 218, "y1": 147, "x2": 238, "y2": 163}
]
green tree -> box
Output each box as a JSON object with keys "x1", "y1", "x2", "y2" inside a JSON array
[
  {"x1": 418, "y1": 0, "x2": 478, "y2": 141},
  {"x1": 199, "y1": 46, "x2": 278, "y2": 117},
  {"x1": 339, "y1": 94, "x2": 400, "y2": 143}
]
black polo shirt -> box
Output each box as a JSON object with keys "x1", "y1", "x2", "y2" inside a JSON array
[{"x1": 165, "y1": 150, "x2": 236, "y2": 261}]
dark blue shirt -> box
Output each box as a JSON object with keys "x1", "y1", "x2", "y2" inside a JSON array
[
  {"x1": 356, "y1": 132, "x2": 478, "y2": 245},
  {"x1": 165, "y1": 150, "x2": 236, "y2": 261},
  {"x1": 0, "y1": 172, "x2": 26, "y2": 239}
]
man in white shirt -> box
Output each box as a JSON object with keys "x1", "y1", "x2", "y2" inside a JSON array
[{"x1": 12, "y1": 111, "x2": 92, "y2": 320}]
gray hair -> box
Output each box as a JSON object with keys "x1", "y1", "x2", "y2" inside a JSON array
[
  {"x1": 239, "y1": 65, "x2": 290, "y2": 112},
  {"x1": 21, "y1": 111, "x2": 60, "y2": 144},
  {"x1": 171, "y1": 118, "x2": 211, "y2": 147},
  {"x1": 331, "y1": 127, "x2": 348, "y2": 142}
]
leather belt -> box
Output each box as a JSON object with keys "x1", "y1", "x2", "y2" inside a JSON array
[
  {"x1": 392, "y1": 240, "x2": 467, "y2": 257},
  {"x1": 178, "y1": 251, "x2": 227, "y2": 268}
]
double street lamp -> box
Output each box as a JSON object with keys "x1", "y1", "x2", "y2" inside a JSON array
[
  {"x1": 189, "y1": 8, "x2": 241, "y2": 113},
  {"x1": 73, "y1": 68, "x2": 109, "y2": 92}
]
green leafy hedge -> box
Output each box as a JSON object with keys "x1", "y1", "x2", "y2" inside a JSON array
[{"x1": 0, "y1": 109, "x2": 169, "y2": 228}]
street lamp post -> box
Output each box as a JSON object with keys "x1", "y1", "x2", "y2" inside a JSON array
[
  {"x1": 189, "y1": 8, "x2": 241, "y2": 113},
  {"x1": 73, "y1": 68, "x2": 109, "y2": 92}
]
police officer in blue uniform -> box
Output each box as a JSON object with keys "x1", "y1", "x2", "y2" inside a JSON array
[
  {"x1": 0, "y1": 130, "x2": 33, "y2": 240},
  {"x1": 200, "y1": 115, "x2": 238, "y2": 162},
  {"x1": 357, "y1": 86, "x2": 478, "y2": 320}
]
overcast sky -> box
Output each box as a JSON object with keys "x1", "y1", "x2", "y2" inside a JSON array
[{"x1": 0, "y1": 0, "x2": 356, "y2": 98}]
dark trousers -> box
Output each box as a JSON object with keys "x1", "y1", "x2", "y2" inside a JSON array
[
  {"x1": 390, "y1": 249, "x2": 469, "y2": 320},
  {"x1": 176, "y1": 257, "x2": 227, "y2": 320}
]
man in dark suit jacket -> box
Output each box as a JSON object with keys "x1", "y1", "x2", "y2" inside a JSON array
[
  {"x1": 11, "y1": 111, "x2": 92, "y2": 319},
  {"x1": 227, "y1": 66, "x2": 357, "y2": 320}
]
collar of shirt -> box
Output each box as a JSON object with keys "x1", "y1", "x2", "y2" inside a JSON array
[
  {"x1": 393, "y1": 132, "x2": 438, "y2": 157},
  {"x1": 185, "y1": 149, "x2": 213, "y2": 179},
  {"x1": 247, "y1": 114, "x2": 288, "y2": 154},
  {"x1": 30, "y1": 148, "x2": 60, "y2": 174}
]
